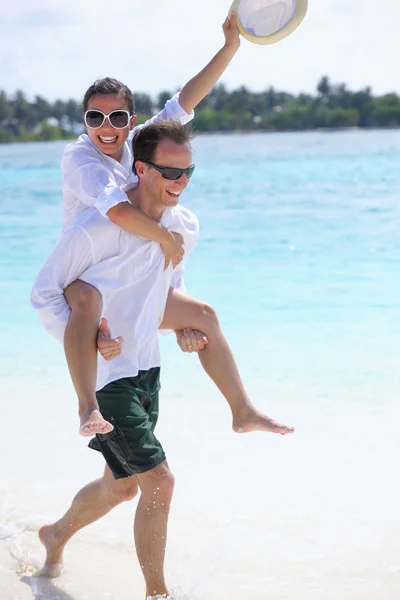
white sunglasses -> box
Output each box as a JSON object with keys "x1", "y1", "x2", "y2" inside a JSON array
[{"x1": 84, "y1": 109, "x2": 132, "y2": 130}]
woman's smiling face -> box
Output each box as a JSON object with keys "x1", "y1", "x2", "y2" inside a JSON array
[{"x1": 85, "y1": 94, "x2": 136, "y2": 162}]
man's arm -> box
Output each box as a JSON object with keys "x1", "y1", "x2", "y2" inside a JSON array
[
  {"x1": 175, "y1": 328, "x2": 208, "y2": 353},
  {"x1": 31, "y1": 228, "x2": 94, "y2": 343},
  {"x1": 168, "y1": 262, "x2": 209, "y2": 352},
  {"x1": 169, "y1": 210, "x2": 200, "y2": 292},
  {"x1": 178, "y1": 13, "x2": 241, "y2": 114}
]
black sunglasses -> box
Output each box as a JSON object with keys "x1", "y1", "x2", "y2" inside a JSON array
[
  {"x1": 146, "y1": 161, "x2": 195, "y2": 181},
  {"x1": 84, "y1": 109, "x2": 132, "y2": 130}
]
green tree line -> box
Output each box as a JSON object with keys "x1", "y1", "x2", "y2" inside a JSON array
[{"x1": 1, "y1": 77, "x2": 400, "y2": 143}]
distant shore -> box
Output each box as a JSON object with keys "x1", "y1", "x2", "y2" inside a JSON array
[
  {"x1": 1, "y1": 124, "x2": 400, "y2": 145},
  {"x1": 2, "y1": 77, "x2": 400, "y2": 143}
]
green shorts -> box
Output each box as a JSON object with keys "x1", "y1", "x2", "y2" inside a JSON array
[{"x1": 88, "y1": 368, "x2": 165, "y2": 480}]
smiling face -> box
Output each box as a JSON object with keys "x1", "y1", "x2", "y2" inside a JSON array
[
  {"x1": 136, "y1": 138, "x2": 193, "y2": 214},
  {"x1": 85, "y1": 94, "x2": 136, "y2": 162}
]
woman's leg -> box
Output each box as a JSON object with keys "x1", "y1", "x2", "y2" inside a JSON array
[
  {"x1": 64, "y1": 280, "x2": 113, "y2": 436},
  {"x1": 161, "y1": 289, "x2": 294, "y2": 435}
]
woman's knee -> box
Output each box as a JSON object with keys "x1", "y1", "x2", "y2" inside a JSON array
[
  {"x1": 65, "y1": 280, "x2": 102, "y2": 315},
  {"x1": 196, "y1": 301, "x2": 219, "y2": 330}
]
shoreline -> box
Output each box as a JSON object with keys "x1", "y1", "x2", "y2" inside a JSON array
[
  {"x1": 0, "y1": 543, "x2": 32, "y2": 600},
  {"x1": 0, "y1": 532, "x2": 143, "y2": 600}
]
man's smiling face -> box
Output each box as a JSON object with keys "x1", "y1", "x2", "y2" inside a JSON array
[
  {"x1": 85, "y1": 93, "x2": 136, "y2": 162},
  {"x1": 140, "y1": 138, "x2": 193, "y2": 210}
]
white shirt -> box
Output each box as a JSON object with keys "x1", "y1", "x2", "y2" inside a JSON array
[
  {"x1": 61, "y1": 93, "x2": 194, "y2": 230},
  {"x1": 31, "y1": 205, "x2": 199, "y2": 391}
]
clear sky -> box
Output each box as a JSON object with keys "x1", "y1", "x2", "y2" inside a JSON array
[{"x1": 1, "y1": 0, "x2": 399, "y2": 102}]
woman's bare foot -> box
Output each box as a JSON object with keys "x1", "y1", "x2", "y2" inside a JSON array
[
  {"x1": 232, "y1": 405, "x2": 295, "y2": 435},
  {"x1": 79, "y1": 409, "x2": 113, "y2": 437},
  {"x1": 36, "y1": 524, "x2": 65, "y2": 578}
]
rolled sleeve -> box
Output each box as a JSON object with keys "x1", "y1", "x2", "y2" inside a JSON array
[
  {"x1": 62, "y1": 155, "x2": 129, "y2": 217},
  {"x1": 31, "y1": 228, "x2": 94, "y2": 344},
  {"x1": 94, "y1": 182, "x2": 129, "y2": 217},
  {"x1": 170, "y1": 263, "x2": 187, "y2": 293},
  {"x1": 138, "y1": 92, "x2": 194, "y2": 129}
]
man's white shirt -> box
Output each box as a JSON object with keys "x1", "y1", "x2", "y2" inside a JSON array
[
  {"x1": 61, "y1": 93, "x2": 194, "y2": 231},
  {"x1": 31, "y1": 205, "x2": 199, "y2": 391}
]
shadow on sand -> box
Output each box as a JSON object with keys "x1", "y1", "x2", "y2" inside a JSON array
[{"x1": 21, "y1": 575, "x2": 78, "y2": 600}]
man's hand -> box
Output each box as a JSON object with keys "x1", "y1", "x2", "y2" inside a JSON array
[
  {"x1": 161, "y1": 231, "x2": 184, "y2": 270},
  {"x1": 175, "y1": 328, "x2": 208, "y2": 353},
  {"x1": 97, "y1": 317, "x2": 123, "y2": 361},
  {"x1": 223, "y1": 12, "x2": 241, "y2": 49}
]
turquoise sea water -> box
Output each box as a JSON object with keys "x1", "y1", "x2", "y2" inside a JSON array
[
  {"x1": 2, "y1": 131, "x2": 400, "y2": 403},
  {"x1": 1, "y1": 130, "x2": 400, "y2": 600}
]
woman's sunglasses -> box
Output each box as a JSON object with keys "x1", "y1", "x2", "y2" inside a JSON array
[
  {"x1": 84, "y1": 109, "x2": 132, "y2": 130},
  {"x1": 146, "y1": 161, "x2": 195, "y2": 181}
]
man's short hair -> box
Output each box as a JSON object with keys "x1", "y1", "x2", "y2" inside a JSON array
[
  {"x1": 83, "y1": 78, "x2": 135, "y2": 115},
  {"x1": 132, "y1": 121, "x2": 193, "y2": 174}
]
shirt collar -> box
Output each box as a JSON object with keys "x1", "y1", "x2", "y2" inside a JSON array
[{"x1": 82, "y1": 134, "x2": 131, "y2": 174}]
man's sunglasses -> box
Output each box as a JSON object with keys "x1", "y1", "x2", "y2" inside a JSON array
[
  {"x1": 146, "y1": 161, "x2": 195, "y2": 181},
  {"x1": 84, "y1": 109, "x2": 132, "y2": 130}
]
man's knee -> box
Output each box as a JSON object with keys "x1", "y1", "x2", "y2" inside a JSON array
[
  {"x1": 140, "y1": 464, "x2": 175, "y2": 501},
  {"x1": 108, "y1": 479, "x2": 138, "y2": 504},
  {"x1": 65, "y1": 280, "x2": 102, "y2": 315},
  {"x1": 157, "y1": 468, "x2": 175, "y2": 499}
]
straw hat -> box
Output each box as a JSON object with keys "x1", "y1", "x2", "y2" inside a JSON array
[{"x1": 229, "y1": 0, "x2": 308, "y2": 45}]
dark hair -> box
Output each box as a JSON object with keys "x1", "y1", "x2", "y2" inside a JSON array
[
  {"x1": 132, "y1": 120, "x2": 193, "y2": 174},
  {"x1": 83, "y1": 78, "x2": 135, "y2": 115}
]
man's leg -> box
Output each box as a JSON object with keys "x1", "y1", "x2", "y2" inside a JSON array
[
  {"x1": 161, "y1": 289, "x2": 294, "y2": 435},
  {"x1": 38, "y1": 465, "x2": 138, "y2": 577},
  {"x1": 64, "y1": 280, "x2": 113, "y2": 436},
  {"x1": 134, "y1": 461, "x2": 175, "y2": 599}
]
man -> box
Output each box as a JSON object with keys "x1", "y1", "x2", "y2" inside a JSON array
[{"x1": 31, "y1": 121, "x2": 294, "y2": 599}]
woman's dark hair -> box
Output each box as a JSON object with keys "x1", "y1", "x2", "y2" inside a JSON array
[
  {"x1": 83, "y1": 78, "x2": 135, "y2": 115},
  {"x1": 132, "y1": 121, "x2": 193, "y2": 174}
]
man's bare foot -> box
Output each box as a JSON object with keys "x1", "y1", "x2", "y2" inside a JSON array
[
  {"x1": 232, "y1": 405, "x2": 295, "y2": 435},
  {"x1": 79, "y1": 409, "x2": 113, "y2": 437},
  {"x1": 36, "y1": 524, "x2": 64, "y2": 578}
]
